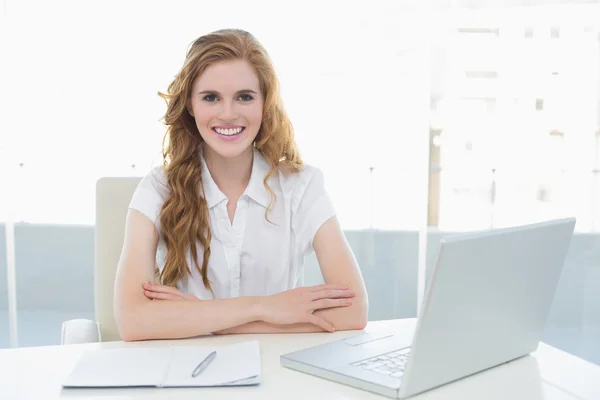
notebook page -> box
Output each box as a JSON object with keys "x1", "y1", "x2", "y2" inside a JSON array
[
  {"x1": 162, "y1": 340, "x2": 261, "y2": 387},
  {"x1": 63, "y1": 348, "x2": 172, "y2": 388}
]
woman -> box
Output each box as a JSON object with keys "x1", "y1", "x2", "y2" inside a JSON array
[{"x1": 114, "y1": 29, "x2": 368, "y2": 341}]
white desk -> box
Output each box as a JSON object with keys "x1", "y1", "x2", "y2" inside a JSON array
[{"x1": 1, "y1": 318, "x2": 599, "y2": 399}]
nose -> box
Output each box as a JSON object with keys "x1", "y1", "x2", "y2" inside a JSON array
[{"x1": 219, "y1": 99, "x2": 238, "y2": 121}]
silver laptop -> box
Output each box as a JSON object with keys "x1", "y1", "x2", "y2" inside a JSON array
[{"x1": 281, "y1": 217, "x2": 576, "y2": 398}]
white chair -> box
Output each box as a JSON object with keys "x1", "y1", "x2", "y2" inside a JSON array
[{"x1": 61, "y1": 177, "x2": 141, "y2": 344}]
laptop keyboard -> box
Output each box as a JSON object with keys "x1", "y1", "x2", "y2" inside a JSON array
[{"x1": 349, "y1": 348, "x2": 411, "y2": 378}]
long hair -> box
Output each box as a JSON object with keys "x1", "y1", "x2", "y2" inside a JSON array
[{"x1": 157, "y1": 29, "x2": 302, "y2": 295}]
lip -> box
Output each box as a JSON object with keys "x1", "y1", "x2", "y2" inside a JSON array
[{"x1": 212, "y1": 126, "x2": 245, "y2": 141}]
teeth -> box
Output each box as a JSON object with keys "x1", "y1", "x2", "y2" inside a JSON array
[{"x1": 215, "y1": 127, "x2": 243, "y2": 136}]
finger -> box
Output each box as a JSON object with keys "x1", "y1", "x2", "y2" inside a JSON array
[
  {"x1": 142, "y1": 282, "x2": 180, "y2": 294},
  {"x1": 144, "y1": 290, "x2": 180, "y2": 301},
  {"x1": 309, "y1": 288, "x2": 355, "y2": 301},
  {"x1": 311, "y1": 298, "x2": 353, "y2": 311},
  {"x1": 307, "y1": 314, "x2": 335, "y2": 332},
  {"x1": 150, "y1": 291, "x2": 187, "y2": 300},
  {"x1": 307, "y1": 283, "x2": 348, "y2": 292},
  {"x1": 143, "y1": 283, "x2": 189, "y2": 299}
]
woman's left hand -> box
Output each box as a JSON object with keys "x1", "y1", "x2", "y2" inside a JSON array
[{"x1": 142, "y1": 282, "x2": 199, "y2": 301}]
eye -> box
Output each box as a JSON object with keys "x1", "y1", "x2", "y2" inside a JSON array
[
  {"x1": 203, "y1": 94, "x2": 218, "y2": 102},
  {"x1": 238, "y1": 93, "x2": 254, "y2": 101}
]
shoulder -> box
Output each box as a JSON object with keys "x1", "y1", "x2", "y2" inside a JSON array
[
  {"x1": 284, "y1": 164, "x2": 336, "y2": 251},
  {"x1": 278, "y1": 163, "x2": 329, "y2": 212},
  {"x1": 277, "y1": 163, "x2": 324, "y2": 194},
  {"x1": 129, "y1": 165, "x2": 170, "y2": 226},
  {"x1": 295, "y1": 164, "x2": 326, "y2": 193},
  {"x1": 136, "y1": 165, "x2": 170, "y2": 199}
]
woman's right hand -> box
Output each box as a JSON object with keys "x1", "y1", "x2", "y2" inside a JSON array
[{"x1": 258, "y1": 284, "x2": 355, "y2": 332}]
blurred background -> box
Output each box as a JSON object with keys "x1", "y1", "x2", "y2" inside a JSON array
[{"x1": 0, "y1": 0, "x2": 598, "y2": 366}]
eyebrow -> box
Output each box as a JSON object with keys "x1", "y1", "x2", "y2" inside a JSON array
[{"x1": 198, "y1": 89, "x2": 258, "y2": 95}]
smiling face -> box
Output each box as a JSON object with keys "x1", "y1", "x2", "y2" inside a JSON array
[{"x1": 188, "y1": 59, "x2": 264, "y2": 160}]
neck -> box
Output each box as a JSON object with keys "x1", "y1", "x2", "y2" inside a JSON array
[{"x1": 203, "y1": 145, "x2": 253, "y2": 198}]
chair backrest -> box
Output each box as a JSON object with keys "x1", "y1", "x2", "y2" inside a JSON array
[{"x1": 95, "y1": 177, "x2": 141, "y2": 342}]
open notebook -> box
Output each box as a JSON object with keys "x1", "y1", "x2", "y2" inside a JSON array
[{"x1": 63, "y1": 340, "x2": 261, "y2": 388}]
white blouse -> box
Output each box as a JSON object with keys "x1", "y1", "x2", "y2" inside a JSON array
[{"x1": 128, "y1": 148, "x2": 336, "y2": 300}]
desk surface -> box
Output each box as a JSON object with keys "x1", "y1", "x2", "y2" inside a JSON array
[{"x1": 1, "y1": 318, "x2": 599, "y2": 399}]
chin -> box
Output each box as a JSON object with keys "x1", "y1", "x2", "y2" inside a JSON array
[{"x1": 205, "y1": 140, "x2": 254, "y2": 159}]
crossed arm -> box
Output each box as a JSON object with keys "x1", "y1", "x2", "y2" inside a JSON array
[
  {"x1": 209, "y1": 216, "x2": 368, "y2": 334},
  {"x1": 114, "y1": 210, "x2": 368, "y2": 341}
]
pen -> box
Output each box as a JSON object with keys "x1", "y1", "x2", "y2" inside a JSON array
[{"x1": 191, "y1": 351, "x2": 217, "y2": 378}]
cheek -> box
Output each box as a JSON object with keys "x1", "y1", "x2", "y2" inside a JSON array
[
  {"x1": 250, "y1": 104, "x2": 264, "y2": 126},
  {"x1": 192, "y1": 104, "x2": 213, "y2": 127}
]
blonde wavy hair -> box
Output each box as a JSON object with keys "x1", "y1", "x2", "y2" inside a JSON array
[{"x1": 157, "y1": 29, "x2": 303, "y2": 296}]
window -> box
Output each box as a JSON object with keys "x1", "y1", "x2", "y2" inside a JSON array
[{"x1": 430, "y1": 5, "x2": 600, "y2": 232}]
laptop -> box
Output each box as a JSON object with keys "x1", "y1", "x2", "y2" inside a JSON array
[{"x1": 280, "y1": 217, "x2": 576, "y2": 398}]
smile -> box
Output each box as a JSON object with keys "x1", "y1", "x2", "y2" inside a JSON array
[{"x1": 213, "y1": 127, "x2": 244, "y2": 136}]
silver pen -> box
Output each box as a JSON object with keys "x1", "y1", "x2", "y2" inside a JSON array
[{"x1": 191, "y1": 351, "x2": 217, "y2": 378}]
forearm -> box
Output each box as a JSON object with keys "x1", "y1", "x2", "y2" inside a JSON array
[
  {"x1": 214, "y1": 321, "x2": 325, "y2": 335},
  {"x1": 216, "y1": 294, "x2": 368, "y2": 335},
  {"x1": 315, "y1": 293, "x2": 368, "y2": 331},
  {"x1": 116, "y1": 296, "x2": 262, "y2": 341}
]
